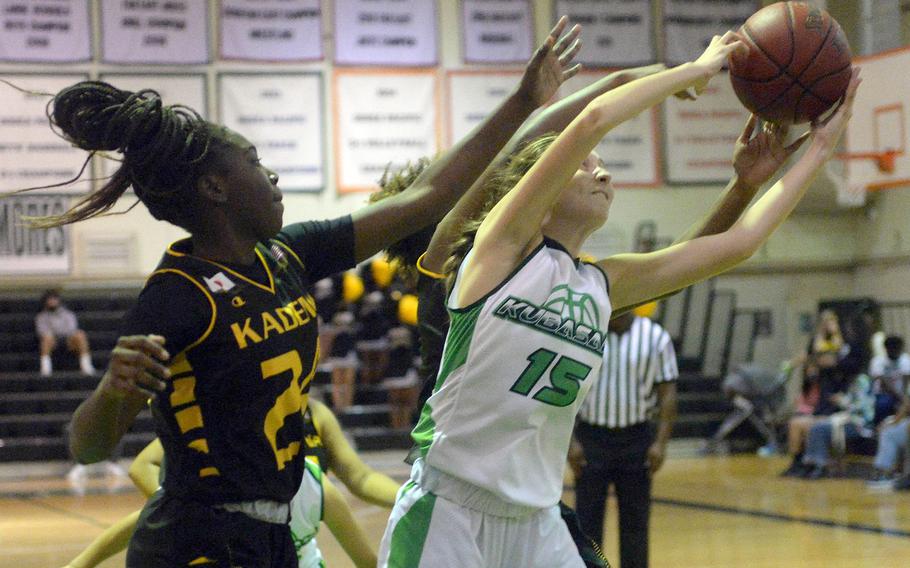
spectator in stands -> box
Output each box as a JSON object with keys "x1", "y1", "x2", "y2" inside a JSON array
[
  {"x1": 866, "y1": 396, "x2": 910, "y2": 490},
  {"x1": 35, "y1": 290, "x2": 95, "y2": 377},
  {"x1": 810, "y1": 309, "x2": 847, "y2": 416},
  {"x1": 327, "y1": 310, "x2": 359, "y2": 411},
  {"x1": 868, "y1": 335, "x2": 910, "y2": 425},
  {"x1": 800, "y1": 372, "x2": 875, "y2": 479},
  {"x1": 383, "y1": 326, "x2": 419, "y2": 429},
  {"x1": 356, "y1": 290, "x2": 393, "y2": 384}
]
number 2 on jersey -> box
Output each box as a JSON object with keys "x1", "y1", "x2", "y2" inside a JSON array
[
  {"x1": 509, "y1": 348, "x2": 591, "y2": 407},
  {"x1": 261, "y1": 350, "x2": 305, "y2": 471}
]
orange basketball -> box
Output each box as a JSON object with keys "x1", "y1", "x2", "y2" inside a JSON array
[{"x1": 729, "y1": 2, "x2": 852, "y2": 124}]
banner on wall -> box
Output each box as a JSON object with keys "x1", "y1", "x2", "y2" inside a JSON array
[
  {"x1": 447, "y1": 71, "x2": 521, "y2": 146},
  {"x1": 555, "y1": 0, "x2": 654, "y2": 67},
  {"x1": 0, "y1": 0, "x2": 91, "y2": 62},
  {"x1": 663, "y1": 73, "x2": 751, "y2": 183},
  {"x1": 97, "y1": 74, "x2": 208, "y2": 181},
  {"x1": 334, "y1": 70, "x2": 438, "y2": 192},
  {"x1": 100, "y1": 0, "x2": 209, "y2": 64},
  {"x1": 559, "y1": 72, "x2": 661, "y2": 187},
  {"x1": 219, "y1": 73, "x2": 325, "y2": 193},
  {"x1": 220, "y1": 0, "x2": 323, "y2": 61},
  {"x1": 0, "y1": 74, "x2": 90, "y2": 195},
  {"x1": 663, "y1": 0, "x2": 758, "y2": 65},
  {"x1": 0, "y1": 194, "x2": 70, "y2": 275},
  {"x1": 334, "y1": 0, "x2": 438, "y2": 66},
  {"x1": 462, "y1": 0, "x2": 533, "y2": 64}
]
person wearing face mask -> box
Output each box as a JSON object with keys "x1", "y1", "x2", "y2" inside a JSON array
[{"x1": 36, "y1": 289, "x2": 95, "y2": 376}]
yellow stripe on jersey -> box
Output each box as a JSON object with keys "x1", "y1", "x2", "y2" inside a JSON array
[
  {"x1": 175, "y1": 406, "x2": 204, "y2": 433},
  {"x1": 188, "y1": 556, "x2": 217, "y2": 565},
  {"x1": 170, "y1": 377, "x2": 197, "y2": 407},
  {"x1": 188, "y1": 438, "x2": 210, "y2": 454},
  {"x1": 199, "y1": 467, "x2": 220, "y2": 478},
  {"x1": 169, "y1": 352, "x2": 193, "y2": 376}
]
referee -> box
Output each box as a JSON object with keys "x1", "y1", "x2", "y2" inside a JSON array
[{"x1": 570, "y1": 311, "x2": 679, "y2": 568}]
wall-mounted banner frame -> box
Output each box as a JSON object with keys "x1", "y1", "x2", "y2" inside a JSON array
[
  {"x1": 0, "y1": 0, "x2": 91, "y2": 63},
  {"x1": 462, "y1": 0, "x2": 533, "y2": 64},
  {"x1": 0, "y1": 194, "x2": 71, "y2": 275},
  {"x1": 219, "y1": 73, "x2": 325, "y2": 193},
  {"x1": 100, "y1": 0, "x2": 209, "y2": 64},
  {"x1": 663, "y1": 72, "x2": 751, "y2": 183},
  {"x1": 334, "y1": 69, "x2": 439, "y2": 193},
  {"x1": 220, "y1": 0, "x2": 323, "y2": 62},
  {"x1": 558, "y1": 71, "x2": 662, "y2": 187},
  {"x1": 446, "y1": 70, "x2": 522, "y2": 146},
  {"x1": 333, "y1": 0, "x2": 438, "y2": 66},
  {"x1": 97, "y1": 73, "x2": 208, "y2": 183},
  {"x1": 554, "y1": 0, "x2": 654, "y2": 67},
  {"x1": 0, "y1": 73, "x2": 90, "y2": 196},
  {"x1": 663, "y1": 0, "x2": 758, "y2": 65}
]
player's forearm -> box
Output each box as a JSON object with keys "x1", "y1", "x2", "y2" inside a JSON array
[
  {"x1": 511, "y1": 64, "x2": 667, "y2": 147},
  {"x1": 674, "y1": 175, "x2": 760, "y2": 244},
  {"x1": 353, "y1": 471, "x2": 400, "y2": 509},
  {"x1": 69, "y1": 389, "x2": 140, "y2": 463},
  {"x1": 66, "y1": 509, "x2": 140, "y2": 568}
]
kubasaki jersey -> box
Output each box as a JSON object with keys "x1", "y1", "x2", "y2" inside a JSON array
[{"x1": 413, "y1": 239, "x2": 611, "y2": 508}]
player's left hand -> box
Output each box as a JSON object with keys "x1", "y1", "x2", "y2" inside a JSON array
[
  {"x1": 646, "y1": 442, "x2": 667, "y2": 476},
  {"x1": 518, "y1": 15, "x2": 582, "y2": 108},
  {"x1": 733, "y1": 114, "x2": 810, "y2": 188}
]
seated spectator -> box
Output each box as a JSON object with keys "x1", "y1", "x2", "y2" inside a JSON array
[
  {"x1": 383, "y1": 326, "x2": 419, "y2": 429},
  {"x1": 866, "y1": 398, "x2": 910, "y2": 490},
  {"x1": 356, "y1": 290, "x2": 392, "y2": 384},
  {"x1": 868, "y1": 335, "x2": 910, "y2": 425},
  {"x1": 801, "y1": 373, "x2": 875, "y2": 479},
  {"x1": 35, "y1": 289, "x2": 95, "y2": 376}
]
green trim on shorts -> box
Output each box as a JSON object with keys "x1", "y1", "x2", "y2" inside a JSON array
[{"x1": 388, "y1": 492, "x2": 437, "y2": 568}]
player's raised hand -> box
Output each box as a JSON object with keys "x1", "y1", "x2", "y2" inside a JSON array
[
  {"x1": 518, "y1": 15, "x2": 582, "y2": 108},
  {"x1": 100, "y1": 335, "x2": 170, "y2": 399},
  {"x1": 691, "y1": 31, "x2": 748, "y2": 94},
  {"x1": 809, "y1": 67, "x2": 861, "y2": 159},
  {"x1": 733, "y1": 115, "x2": 810, "y2": 188}
]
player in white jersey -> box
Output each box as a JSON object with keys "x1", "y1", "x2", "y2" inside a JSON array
[{"x1": 379, "y1": 29, "x2": 861, "y2": 568}]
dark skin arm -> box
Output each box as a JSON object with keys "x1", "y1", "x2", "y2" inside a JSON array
[
  {"x1": 351, "y1": 17, "x2": 582, "y2": 264},
  {"x1": 69, "y1": 335, "x2": 169, "y2": 463},
  {"x1": 647, "y1": 381, "x2": 678, "y2": 476}
]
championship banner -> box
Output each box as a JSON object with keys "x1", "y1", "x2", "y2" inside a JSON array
[
  {"x1": 663, "y1": 73, "x2": 750, "y2": 183},
  {"x1": 333, "y1": 0, "x2": 438, "y2": 66},
  {"x1": 559, "y1": 72, "x2": 661, "y2": 187},
  {"x1": 0, "y1": 74, "x2": 89, "y2": 195},
  {"x1": 663, "y1": 0, "x2": 758, "y2": 65},
  {"x1": 0, "y1": 0, "x2": 91, "y2": 63},
  {"x1": 97, "y1": 74, "x2": 208, "y2": 181},
  {"x1": 555, "y1": 0, "x2": 654, "y2": 67},
  {"x1": 220, "y1": 0, "x2": 323, "y2": 61},
  {"x1": 447, "y1": 71, "x2": 521, "y2": 146},
  {"x1": 462, "y1": 0, "x2": 533, "y2": 64},
  {"x1": 0, "y1": 194, "x2": 71, "y2": 275},
  {"x1": 334, "y1": 70, "x2": 438, "y2": 193},
  {"x1": 100, "y1": 0, "x2": 209, "y2": 64},
  {"x1": 219, "y1": 73, "x2": 324, "y2": 193}
]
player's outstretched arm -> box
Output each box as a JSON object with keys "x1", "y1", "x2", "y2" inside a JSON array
[
  {"x1": 423, "y1": 63, "x2": 673, "y2": 273},
  {"x1": 62, "y1": 509, "x2": 141, "y2": 568},
  {"x1": 322, "y1": 476, "x2": 378, "y2": 568},
  {"x1": 349, "y1": 17, "x2": 581, "y2": 264},
  {"x1": 601, "y1": 69, "x2": 860, "y2": 312},
  {"x1": 312, "y1": 400, "x2": 400, "y2": 508},
  {"x1": 457, "y1": 34, "x2": 744, "y2": 307},
  {"x1": 69, "y1": 335, "x2": 170, "y2": 463}
]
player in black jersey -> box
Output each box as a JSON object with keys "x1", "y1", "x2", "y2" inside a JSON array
[{"x1": 8, "y1": 18, "x2": 585, "y2": 568}]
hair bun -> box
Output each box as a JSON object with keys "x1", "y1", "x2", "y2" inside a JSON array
[{"x1": 51, "y1": 81, "x2": 164, "y2": 154}]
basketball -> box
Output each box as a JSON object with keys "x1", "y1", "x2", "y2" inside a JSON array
[{"x1": 729, "y1": 2, "x2": 852, "y2": 124}]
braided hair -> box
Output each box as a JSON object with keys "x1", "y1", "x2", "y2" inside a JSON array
[
  {"x1": 445, "y1": 133, "x2": 557, "y2": 290},
  {"x1": 19, "y1": 81, "x2": 220, "y2": 229}
]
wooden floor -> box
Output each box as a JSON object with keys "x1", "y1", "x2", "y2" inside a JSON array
[{"x1": 3, "y1": 453, "x2": 910, "y2": 568}]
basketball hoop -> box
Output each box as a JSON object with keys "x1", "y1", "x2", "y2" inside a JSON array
[{"x1": 834, "y1": 149, "x2": 899, "y2": 173}]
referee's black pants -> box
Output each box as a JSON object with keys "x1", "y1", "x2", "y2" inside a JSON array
[{"x1": 575, "y1": 421, "x2": 653, "y2": 568}]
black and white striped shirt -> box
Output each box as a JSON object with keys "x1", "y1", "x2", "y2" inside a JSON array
[{"x1": 579, "y1": 316, "x2": 678, "y2": 428}]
